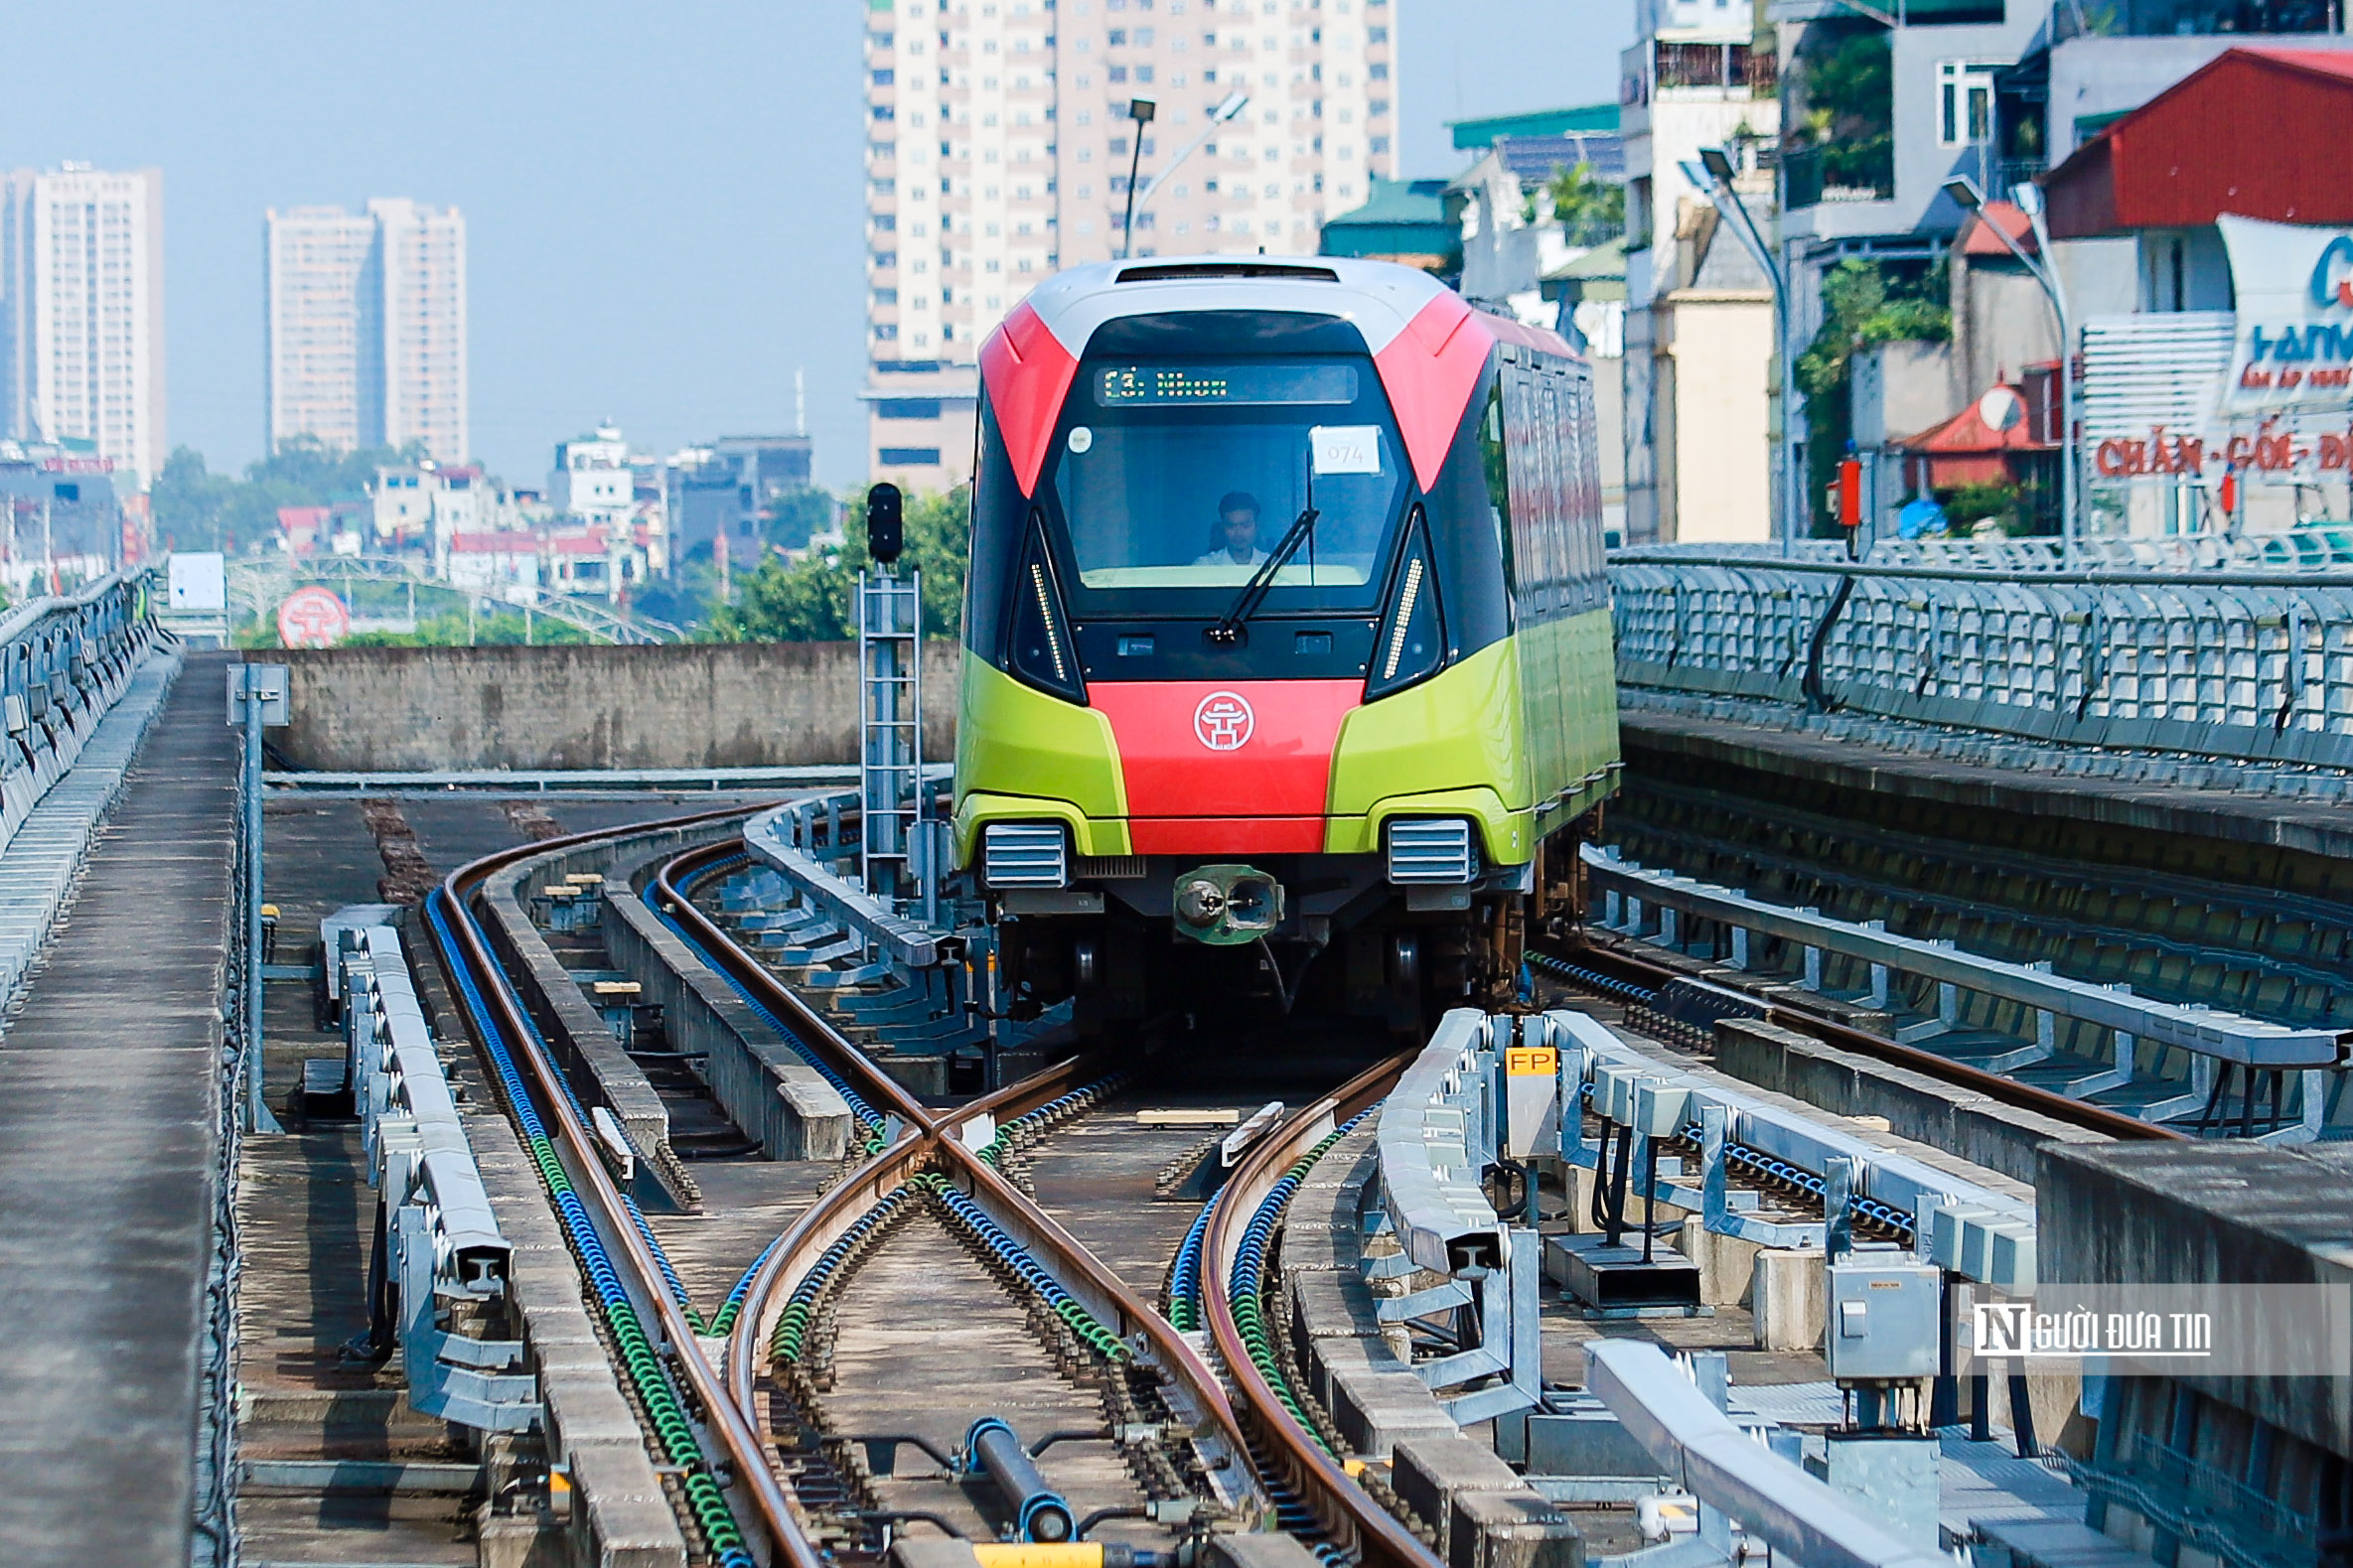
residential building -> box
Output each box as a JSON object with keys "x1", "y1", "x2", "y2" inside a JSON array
[
  {"x1": 263, "y1": 207, "x2": 379, "y2": 454},
  {"x1": 550, "y1": 425, "x2": 635, "y2": 528},
  {"x1": 543, "y1": 523, "x2": 649, "y2": 602},
  {"x1": 1618, "y1": 1, "x2": 1780, "y2": 543},
  {"x1": 370, "y1": 201, "x2": 467, "y2": 463},
  {"x1": 1770, "y1": 0, "x2": 2349, "y2": 538},
  {"x1": 1449, "y1": 105, "x2": 1626, "y2": 314},
  {"x1": 0, "y1": 166, "x2": 166, "y2": 492},
  {"x1": 262, "y1": 200, "x2": 469, "y2": 463},
  {"x1": 1317, "y1": 178, "x2": 1460, "y2": 274},
  {"x1": 860, "y1": 0, "x2": 1399, "y2": 490},
  {"x1": 663, "y1": 433, "x2": 815, "y2": 566},
  {"x1": 369, "y1": 464, "x2": 435, "y2": 548},
  {"x1": 447, "y1": 532, "x2": 541, "y2": 600},
  {"x1": 2043, "y1": 48, "x2": 2353, "y2": 539}
]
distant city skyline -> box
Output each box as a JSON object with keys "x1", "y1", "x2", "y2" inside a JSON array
[{"x1": 1, "y1": 1, "x2": 1628, "y2": 494}]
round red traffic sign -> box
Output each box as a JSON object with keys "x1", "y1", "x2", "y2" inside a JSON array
[{"x1": 278, "y1": 585, "x2": 353, "y2": 648}]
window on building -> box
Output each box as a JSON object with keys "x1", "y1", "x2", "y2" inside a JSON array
[
  {"x1": 879, "y1": 447, "x2": 944, "y2": 466},
  {"x1": 1938, "y1": 62, "x2": 1995, "y2": 146}
]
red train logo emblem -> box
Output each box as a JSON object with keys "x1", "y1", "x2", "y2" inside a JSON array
[{"x1": 1193, "y1": 691, "x2": 1254, "y2": 752}]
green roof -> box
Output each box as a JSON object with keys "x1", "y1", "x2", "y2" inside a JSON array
[
  {"x1": 1449, "y1": 104, "x2": 1618, "y2": 150},
  {"x1": 1323, "y1": 178, "x2": 1451, "y2": 227},
  {"x1": 1544, "y1": 236, "x2": 1628, "y2": 283},
  {"x1": 1319, "y1": 179, "x2": 1459, "y2": 262}
]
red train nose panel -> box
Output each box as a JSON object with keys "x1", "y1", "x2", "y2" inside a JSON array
[{"x1": 1089, "y1": 679, "x2": 1361, "y2": 855}]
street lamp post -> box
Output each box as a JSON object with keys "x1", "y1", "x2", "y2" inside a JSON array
[
  {"x1": 1132, "y1": 90, "x2": 1250, "y2": 244},
  {"x1": 1118, "y1": 98, "x2": 1157, "y2": 259},
  {"x1": 1944, "y1": 174, "x2": 2077, "y2": 565},
  {"x1": 1686, "y1": 149, "x2": 1799, "y2": 556}
]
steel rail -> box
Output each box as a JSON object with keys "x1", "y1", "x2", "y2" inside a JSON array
[
  {"x1": 427, "y1": 809, "x2": 826, "y2": 1568},
  {"x1": 1203, "y1": 1050, "x2": 1443, "y2": 1568},
  {"x1": 651, "y1": 841, "x2": 1254, "y2": 1476},
  {"x1": 1548, "y1": 934, "x2": 2184, "y2": 1143}
]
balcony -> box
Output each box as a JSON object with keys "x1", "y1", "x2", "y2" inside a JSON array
[
  {"x1": 1782, "y1": 142, "x2": 1895, "y2": 209},
  {"x1": 1655, "y1": 41, "x2": 1779, "y2": 94}
]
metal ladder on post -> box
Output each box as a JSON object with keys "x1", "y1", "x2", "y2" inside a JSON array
[{"x1": 857, "y1": 567, "x2": 922, "y2": 908}]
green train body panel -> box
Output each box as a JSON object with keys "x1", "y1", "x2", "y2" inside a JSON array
[
  {"x1": 954, "y1": 604, "x2": 1621, "y2": 870},
  {"x1": 953, "y1": 655, "x2": 1132, "y2": 860}
]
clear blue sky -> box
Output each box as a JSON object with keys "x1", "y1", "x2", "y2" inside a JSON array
[{"x1": 2, "y1": 1, "x2": 1630, "y2": 493}]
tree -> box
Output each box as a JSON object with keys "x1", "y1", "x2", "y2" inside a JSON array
[
  {"x1": 1545, "y1": 161, "x2": 1625, "y2": 248},
  {"x1": 1796, "y1": 259, "x2": 1950, "y2": 532},
  {"x1": 149, "y1": 436, "x2": 430, "y2": 556},
  {"x1": 707, "y1": 486, "x2": 969, "y2": 641},
  {"x1": 1790, "y1": 30, "x2": 1893, "y2": 195}
]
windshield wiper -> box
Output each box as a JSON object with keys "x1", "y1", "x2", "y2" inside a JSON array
[{"x1": 1207, "y1": 505, "x2": 1319, "y2": 646}]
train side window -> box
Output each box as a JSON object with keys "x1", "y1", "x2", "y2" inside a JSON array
[{"x1": 1479, "y1": 379, "x2": 1515, "y2": 595}]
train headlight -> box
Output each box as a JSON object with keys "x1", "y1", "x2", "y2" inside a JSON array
[
  {"x1": 1365, "y1": 506, "x2": 1445, "y2": 700},
  {"x1": 982, "y1": 822, "x2": 1070, "y2": 888},
  {"x1": 1386, "y1": 817, "x2": 1478, "y2": 885}
]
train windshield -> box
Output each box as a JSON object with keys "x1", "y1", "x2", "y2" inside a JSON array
[{"x1": 1045, "y1": 357, "x2": 1407, "y2": 613}]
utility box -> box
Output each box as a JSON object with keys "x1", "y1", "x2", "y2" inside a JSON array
[{"x1": 1825, "y1": 1259, "x2": 1941, "y2": 1381}]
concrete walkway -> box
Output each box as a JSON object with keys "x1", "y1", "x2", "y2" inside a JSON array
[{"x1": 0, "y1": 650, "x2": 237, "y2": 1566}]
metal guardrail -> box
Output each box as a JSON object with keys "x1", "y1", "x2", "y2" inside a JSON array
[
  {"x1": 1548, "y1": 1009, "x2": 2039, "y2": 1289},
  {"x1": 1370, "y1": 1011, "x2": 1548, "y2": 1426},
  {"x1": 1584, "y1": 1339, "x2": 1948, "y2": 1568},
  {"x1": 1624, "y1": 533, "x2": 2353, "y2": 572},
  {"x1": 1610, "y1": 539, "x2": 2353, "y2": 772},
  {"x1": 1583, "y1": 844, "x2": 2346, "y2": 1135},
  {"x1": 267, "y1": 764, "x2": 866, "y2": 793},
  {"x1": 741, "y1": 795, "x2": 951, "y2": 975},
  {"x1": 337, "y1": 919, "x2": 539, "y2": 1432},
  {"x1": 0, "y1": 569, "x2": 155, "y2": 856}
]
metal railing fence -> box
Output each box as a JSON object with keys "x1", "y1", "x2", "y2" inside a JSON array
[{"x1": 1611, "y1": 543, "x2": 2353, "y2": 771}]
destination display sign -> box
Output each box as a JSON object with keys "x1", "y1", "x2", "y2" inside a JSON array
[{"x1": 1094, "y1": 362, "x2": 1358, "y2": 407}]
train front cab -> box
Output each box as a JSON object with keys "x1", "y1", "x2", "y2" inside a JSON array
[{"x1": 950, "y1": 263, "x2": 1621, "y2": 1030}]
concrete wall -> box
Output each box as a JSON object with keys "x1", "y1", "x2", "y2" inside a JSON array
[
  {"x1": 2039, "y1": 1141, "x2": 2353, "y2": 1466},
  {"x1": 276, "y1": 641, "x2": 961, "y2": 772}
]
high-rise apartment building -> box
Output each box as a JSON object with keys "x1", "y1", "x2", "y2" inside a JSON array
[
  {"x1": 263, "y1": 199, "x2": 468, "y2": 464},
  {"x1": 0, "y1": 165, "x2": 167, "y2": 491},
  {"x1": 861, "y1": 0, "x2": 1397, "y2": 491}
]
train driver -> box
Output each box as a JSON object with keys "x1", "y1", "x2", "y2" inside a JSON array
[{"x1": 1194, "y1": 492, "x2": 1268, "y2": 567}]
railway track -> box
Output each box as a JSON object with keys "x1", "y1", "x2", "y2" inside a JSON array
[
  {"x1": 424, "y1": 810, "x2": 1449, "y2": 1568},
  {"x1": 1531, "y1": 929, "x2": 2186, "y2": 1145}
]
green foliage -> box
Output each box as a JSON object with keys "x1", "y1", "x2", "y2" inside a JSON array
[
  {"x1": 1797, "y1": 260, "x2": 1951, "y2": 532},
  {"x1": 1546, "y1": 161, "x2": 1625, "y2": 246},
  {"x1": 346, "y1": 608, "x2": 594, "y2": 647},
  {"x1": 1938, "y1": 480, "x2": 2021, "y2": 531},
  {"x1": 152, "y1": 435, "x2": 429, "y2": 555},
  {"x1": 706, "y1": 487, "x2": 969, "y2": 642},
  {"x1": 763, "y1": 487, "x2": 839, "y2": 552},
  {"x1": 1790, "y1": 30, "x2": 1893, "y2": 193}
]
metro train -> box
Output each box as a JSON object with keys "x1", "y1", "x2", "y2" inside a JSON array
[{"x1": 945, "y1": 256, "x2": 1620, "y2": 1031}]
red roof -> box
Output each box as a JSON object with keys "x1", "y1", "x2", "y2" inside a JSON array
[
  {"x1": 2047, "y1": 46, "x2": 2353, "y2": 237},
  {"x1": 451, "y1": 532, "x2": 533, "y2": 553},
  {"x1": 550, "y1": 534, "x2": 609, "y2": 555},
  {"x1": 1959, "y1": 202, "x2": 2036, "y2": 258},
  {"x1": 1894, "y1": 385, "x2": 2053, "y2": 455},
  {"x1": 277, "y1": 505, "x2": 330, "y2": 529}
]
